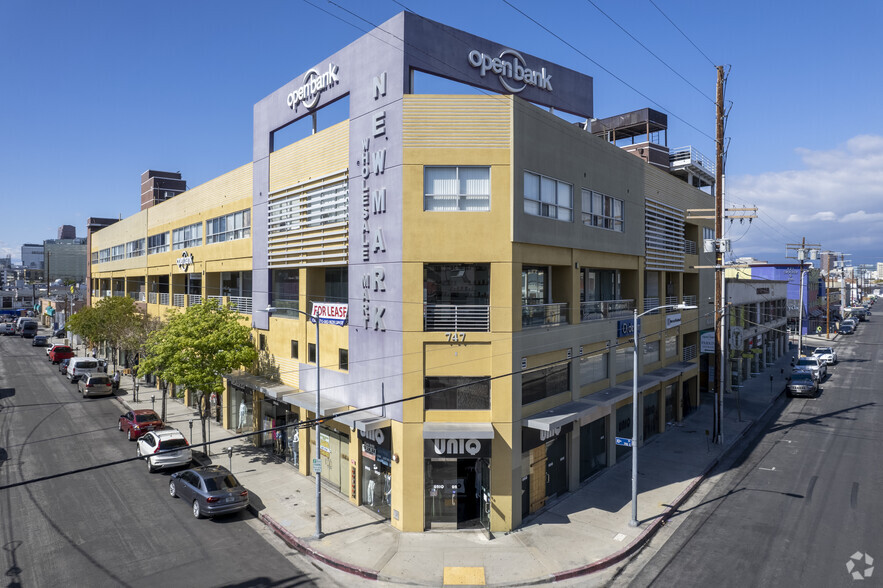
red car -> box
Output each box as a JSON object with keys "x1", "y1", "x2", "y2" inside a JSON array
[
  {"x1": 48, "y1": 345, "x2": 74, "y2": 364},
  {"x1": 119, "y1": 410, "x2": 164, "y2": 441}
]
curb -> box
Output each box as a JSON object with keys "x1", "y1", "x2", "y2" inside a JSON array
[{"x1": 254, "y1": 508, "x2": 379, "y2": 581}]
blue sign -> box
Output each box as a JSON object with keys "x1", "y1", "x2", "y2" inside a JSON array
[
  {"x1": 615, "y1": 437, "x2": 633, "y2": 447},
  {"x1": 617, "y1": 318, "x2": 640, "y2": 338}
]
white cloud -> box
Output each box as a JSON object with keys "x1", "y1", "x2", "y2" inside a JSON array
[{"x1": 728, "y1": 135, "x2": 883, "y2": 264}]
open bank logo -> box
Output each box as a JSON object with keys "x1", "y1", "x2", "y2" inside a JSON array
[{"x1": 846, "y1": 551, "x2": 874, "y2": 580}]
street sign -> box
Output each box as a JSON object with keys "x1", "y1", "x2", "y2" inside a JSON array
[
  {"x1": 312, "y1": 458, "x2": 322, "y2": 473},
  {"x1": 615, "y1": 437, "x2": 633, "y2": 447}
]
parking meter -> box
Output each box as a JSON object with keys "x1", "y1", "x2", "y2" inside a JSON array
[
  {"x1": 226, "y1": 446, "x2": 233, "y2": 471},
  {"x1": 151, "y1": 395, "x2": 155, "y2": 411},
  {"x1": 189, "y1": 419, "x2": 193, "y2": 441}
]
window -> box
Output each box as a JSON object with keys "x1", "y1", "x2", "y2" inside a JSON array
[
  {"x1": 579, "y1": 352, "x2": 608, "y2": 385},
  {"x1": 339, "y1": 349, "x2": 348, "y2": 371},
  {"x1": 581, "y1": 189, "x2": 623, "y2": 232},
  {"x1": 172, "y1": 223, "x2": 202, "y2": 250},
  {"x1": 126, "y1": 239, "x2": 144, "y2": 258},
  {"x1": 524, "y1": 171, "x2": 572, "y2": 221},
  {"x1": 259, "y1": 334, "x2": 267, "y2": 352},
  {"x1": 324, "y1": 267, "x2": 347, "y2": 302},
  {"x1": 615, "y1": 346, "x2": 634, "y2": 375},
  {"x1": 643, "y1": 340, "x2": 660, "y2": 365},
  {"x1": 424, "y1": 166, "x2": 490, "y2": 211},
  {"x1": 206, "y1": 209, "x2": 251, "y2": 244},
  {"x1": 271, "y1": 269, "x2": 299, "y2": 317},
  {"x1": 703, "y1": 226, "x2": 715, "y2": 241},
  {"x1": 308, "y1": 343, "x2": 316, "y2": 364},
  {"x1": 665, "y1": 335, "x2": 678, "y2": 359},
  {"x1": 425, "y1": 376, "x2": 490, "y2": 410},
  {"x1": 98, "y1": 248, "x2": 110, "y2": 263},
  {"x1": 91, "y1": 251, "x2": 99, "y2": 264},
  {"x1": 521, "y1": 362, "x2": 570, "y2": 406},
  {"x1": 147, "y1": 232, "x2": 169, "y2": 255},
  {"x1": 424, "y1": 264, "x2": 490, "y2": 305},
  {"x1": 290, "y1": 340, "x2": 298, "y2": 359},
  {"x1": 110, "y1": 245, "x2": 125, "y2": 261}
]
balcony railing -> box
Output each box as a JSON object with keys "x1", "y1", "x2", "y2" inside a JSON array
[
  {"x1": 159, "y1": 293, "x2": 169, "y2": 306},
  {"x1": 665, "y1": 296, "x2": 680, "y2": 313},
  {"x1": 522, "y1": 303, "x2": 568, "y2": 328},
  {"x1": 148, "y1": 292, "x2": 157, "y2": 304},
  {"x1": 113, "y1": 290, "x2": 125, "y2": 298},
  {"x1": 208, "y1": 295, "x2": 224, "y2": 305},
  {"x1": 424, "y1": 304, "x2": 490, "y2": 332},
  {"x1": 643, "y1": 297, "x2": 660, "y2": 314},
  {"x1": 102, "y1": 290, "x2": 111, "y2": 298},
  {"x1": 229, "y1": 296, "x2": 253, "y2": 314},
  {"x1": 683, "y1": 344, "x2": 697, "y2": 362},
  {"x1": 129, "y1": 291, "x2": 146, "y2": 302},
  {"x1": 580, "y1": 299, "x2": 635, "y2": 322},
  {"x1": 684, "y1": 240, "x2": 697, "y2": 255},
  {"x1": 173, "y1": 294, "x2": 185, "y2": 308},
  {"x1": 683, "y1": 295, "x2": 697, "y2": 307},
  {"x1": 189, "y1": 294, "x2": 202, "y2": 306}
]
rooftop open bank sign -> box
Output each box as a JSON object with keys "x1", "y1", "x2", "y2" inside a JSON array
[
  {"x1": 311, "y1": 302, "x2": 348, "y2": 326},
  {"x1": 467, "y1": 49, "x2": 553, "y2": 93},
  {"x1": 287, "y1": 62, "x2": 340, "y2": 111}
]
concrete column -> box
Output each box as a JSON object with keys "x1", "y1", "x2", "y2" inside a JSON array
[{"x1": 568, "y1": 425, "x2": 580, "y2": 492}]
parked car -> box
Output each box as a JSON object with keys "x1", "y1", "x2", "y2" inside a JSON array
[
  {"x1": 136, "y1": 428, "x2": 192, "y2": 473},
  {"x1": 786, "y1": 372, "x2": 819, "y2": 398},
  {"x1": 793, "y1": 355, "x2": 827, "y2": 382},
  {"x1": 66, "y1": 357, "x2": 100, "y2": 383},
  {"x1": 48, "y1": 345, "x2": 74, "y2": 364},
  {"x1": 20, "y1": 321, "x2": 38, "y2": 338},
  {"x1": 169, "y1": 465, "x2": 249, "y2": 519},
  {"x1": 53, "y1": 328, "x2": 67, "y2": 338},
  {"x1": 59, "y1": 358, "x2": 71, "y2": 375},
  {"x1": 31, "y1": 335, "x2": 49, "y2": 347},
  {"x1": 119, "y1": 410, "x2": 164, "y2": 441},
  {"x1": 839, "y1": 323, "x2": 855, "y2": 335},
  {"x1": 812, "y1": 347, "x2": 837, "y2": 365},
  {"x1": 1, "y1": 323, "x2": 14, "y2": 335},
  {"x1": 78, "y1": 373, "x2": 114, "y2": 398}
]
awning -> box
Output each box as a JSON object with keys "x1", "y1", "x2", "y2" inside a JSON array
[
  {"x1": 524, "y1": 399, "x2": 597, "y2": 431},
  {"x1": 810, "y1": 309, "x2": 824, "y2": 317},
  {"x1": 422, "y1": 422, "x2": 495, "y2": 440},
  {"x1": 225, "y1": 372, "x2": 296, "y2": 399},
  {"x1": 281, "y1": 391, "x2": 347, "y2": 416},
  {"x1": 333, "y1": 409, "x2": 390, "y2": 433},
  {"x1": 588, "y1": 385, "x2": 634, "y2": 407}
]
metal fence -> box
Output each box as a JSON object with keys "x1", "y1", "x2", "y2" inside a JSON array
[
  {"x1": 424, "y1": 304, "x2": 490, "y2": 331},
  {"x1": 522, "y1": 303, "x2": 568, "y2": 328}
]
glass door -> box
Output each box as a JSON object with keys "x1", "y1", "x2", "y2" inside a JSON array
[
  {"x1": 478, "y1": 458, "x2": 491, "y2": 534},
  {"x1": 425, "y1": 459, "x2": 458, "y2": 529}
]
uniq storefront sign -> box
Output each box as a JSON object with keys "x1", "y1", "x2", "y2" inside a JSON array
[
  {"x1": 359, "y1": 71, "x2": 391, "y2": 332},
  {"x1": 467, "y1": 49, "x2": 553, "y2": 93},
  {"x1": 425, "y1": 438, "x2": 490, "y2": 458},
  {"x1": 176, "y1": 251, "x2": 194, "y2": 271},
  {"x1": 287, "y1": 63, "x2": 340, "y2": 111}
]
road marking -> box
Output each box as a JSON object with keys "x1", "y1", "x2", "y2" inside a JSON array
[
  {"x1": 443, "y1": 567, "x2": 485, "y2": 585},
  {"x1": 806, "y1": 475, "x2": 818, "y2": 502},
  {"x1": 759, "y1": 467, "x2": 776, "y2": 471}
]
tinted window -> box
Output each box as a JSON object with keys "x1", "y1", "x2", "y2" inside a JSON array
[
  {"x1": 88, "y1": 377, "x2": 110, "y2": 385},
  {"x1": 791, "y1": 374, "x2": 815, "y2": 384},
  {"x1": 203, "y1": 474, "x2": 240, "y2": 492},
  {"x1": 136, "y1": 413, "x2": 160, "y2": 423},
  {"x1": 159, "y1": 438, "x2": 188, "y2": 451}
]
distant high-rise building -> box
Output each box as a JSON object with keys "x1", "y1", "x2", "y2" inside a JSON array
[
  {"x1": 820, "y1": 252, "x2": 836, "y2": 274},
  {"x1": 57, "y1": 225, "x2": 76, "y2": 239},
  {"x1": 876, "y1": 262, "x2": 883, "y2": 277},
  {"x1": 44, "y1": 238, "x2": 87, "y2": 283},
  {"x1": 21, "y1": 243, "x2": 44, "y2": 270},
  {"x1": 141, "y1": 170, "x2": 186, "y2": 210}
]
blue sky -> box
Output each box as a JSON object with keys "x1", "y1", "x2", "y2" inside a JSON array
[{"x1": 2, "y1": 1, "x2": 881, "y2": 268}]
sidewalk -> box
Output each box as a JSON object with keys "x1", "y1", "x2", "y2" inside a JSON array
[{"x1": 113, "y1": 348, "x2": 802, "y2": 586}]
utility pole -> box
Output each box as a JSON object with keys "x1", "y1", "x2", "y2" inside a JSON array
[
  {"x1": 712, "y1": 65, "x2": 725, "y2": 445},
  {"x1": 785, "y1": 239, "x2": 820, "y2": 357}
]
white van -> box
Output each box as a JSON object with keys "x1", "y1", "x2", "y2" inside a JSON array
[{"x1": 67, "y1": 357, "x2": 100, "y2": 383}]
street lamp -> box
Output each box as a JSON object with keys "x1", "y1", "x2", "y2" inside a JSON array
[
  {"x1": 629, "y1": 301, "x2": 697, "y2": 527},
  {"x1": 266, "y1": 304, "x2": 324, "y2": 539}
]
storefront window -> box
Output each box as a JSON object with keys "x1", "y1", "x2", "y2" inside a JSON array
[
  {"x1": 229, "y1": 385, "x2": 254, "y2": 436},
  {"x1": 643, "y1": 391, "x2": 660, "y2": 440},
  {"x1": 360, "y1": 427, "x2": 391, "y2": 519},
  {"x1": 424, "y1": 437, "x2": 491, "y2": 530},
  {"x1": 579, "y1": 416, "x2": 608, "y2": 481}
]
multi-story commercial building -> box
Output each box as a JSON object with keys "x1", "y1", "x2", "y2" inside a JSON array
[
  {"x1": 89, "y1": 13, "x2": 715, "y2": 534},
  {"x1": 44, "y1": 238, "x2": 87, "y2": 284},
  {"x1": 724, "y1": 279, "x2": 788, "y2": 388},
  {"x1": 21, "y1": 243, "x2": 44, "y2": 271}
]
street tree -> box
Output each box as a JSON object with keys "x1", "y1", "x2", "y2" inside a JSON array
[
  {"x1": 95, "y1": 296, "x2": 144, "y2": 370},
  {"x1": 138, "y1": 299, "x2": 257, "y2": 448},
  {"x1": 65, "y1": 305, "x2": 102, "y2": 356}
]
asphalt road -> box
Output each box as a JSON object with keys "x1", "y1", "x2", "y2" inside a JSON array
[
  {"x1": 620, "y1": 317, "x2": 883, "y2": 587},
  {"x1": 0, "y1": 329, "x2": 341, "y2": 588}
]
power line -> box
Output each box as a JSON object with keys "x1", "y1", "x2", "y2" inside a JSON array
[
  {"x1": 648, "y1": 0, "x2": 717, "y2": 68},
  {"x1": 583, "y1": 0, "x2": 715, "y2": 103}
]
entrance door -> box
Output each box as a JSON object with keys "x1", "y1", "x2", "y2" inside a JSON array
[
  {"x1": 545, "y1": 435, "x2": 567, "y2": 499},
  {"x1": 478, "y1": 458, "x2": 491, "y2": 534}
]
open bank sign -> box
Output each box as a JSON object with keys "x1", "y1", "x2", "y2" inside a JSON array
[{"x1": 311, "y1": 302, "x2": 348, "y2": 326}]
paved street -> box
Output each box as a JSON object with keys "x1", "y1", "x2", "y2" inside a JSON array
[
  {"x1": 621, "y1": 320, "x2": 883, "y2": 587},
  {"x1": 0, "y1": 331, "x2": 341, "y2": 588}
]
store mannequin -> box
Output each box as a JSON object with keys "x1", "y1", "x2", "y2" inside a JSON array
[{"x1": 238, "y1": 398, "x2": 247, "y2": 431}]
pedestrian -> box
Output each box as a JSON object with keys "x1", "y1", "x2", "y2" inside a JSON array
[{"x1": 112, "y1": 370, "x2": 121, "y2": 391}]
